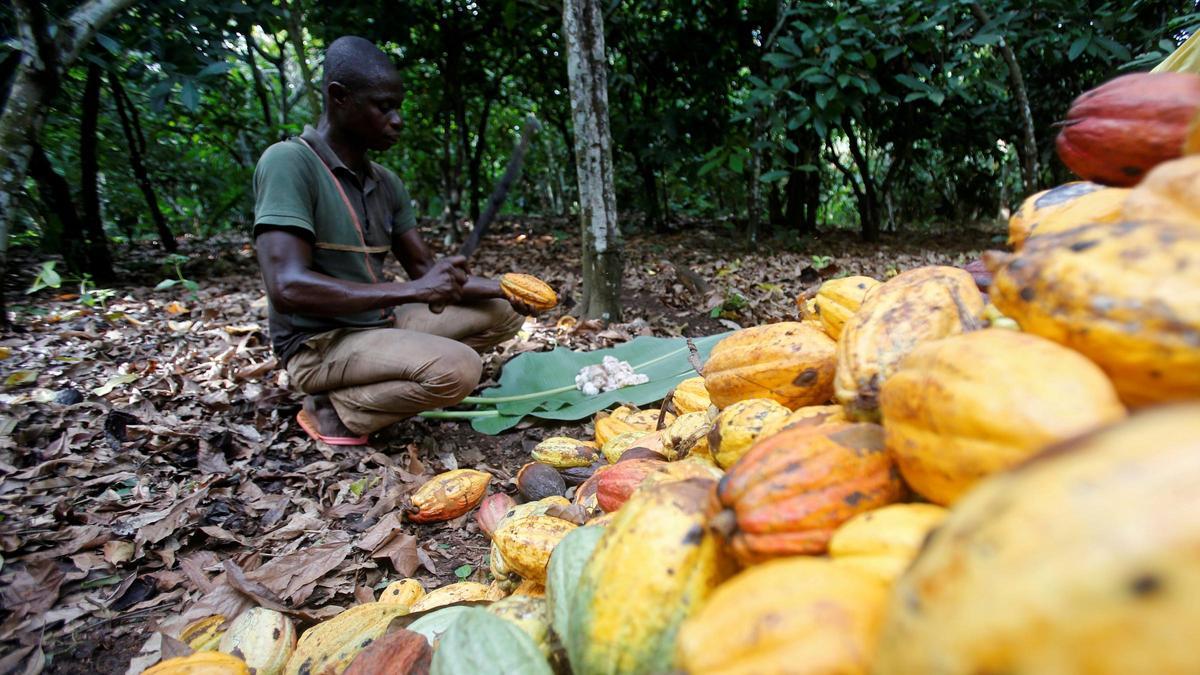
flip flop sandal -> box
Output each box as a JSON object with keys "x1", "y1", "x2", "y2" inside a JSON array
[{"x1": 296, "y1": 408, "x2": 369, "y2": 446}]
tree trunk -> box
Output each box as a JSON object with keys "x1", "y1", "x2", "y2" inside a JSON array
[
  {"x1": 564, "y1": 0, "x2": 622, "y2": 322},
  {"x1": 467, "y1": 97, "x2": 494, "y2": 222},
  {"x1": 283, "y1": 0, "x2": 321, "y2": 120},
  {"x1": 635, "y1": 154, "x2": 663, "y2": 231},
  {"x1": 970, "y1": 2, "x2": 1038, "y2": 194},
  {"x1": 746, "y1": 122, "x2": 763, "y2": 244},
  {"x1": 79, "y1": 60, "x2": 114, "y2": 280},
  {"x1": 28, "y1": 144, "x2": 87, "y2": 274},
  {"x1": 0, "y1": 0, "x2": 136, "y2": 327},
  {"x1": 110, "y1": 71, "x2": 176, "y2": 252},
  {"x1": 785, "y1": 125, "x2": 819, "y2": 234},
  {"x1": 844, "y1": 124, "x2": 881, "y2": 243},
  {"x1": 240, "y1": 19, "x2": 274, "y2": 129}
]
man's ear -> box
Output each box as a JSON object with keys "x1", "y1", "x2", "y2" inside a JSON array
[{"x1": 327, "y1": 81, "x2": 351, "y2": 108}]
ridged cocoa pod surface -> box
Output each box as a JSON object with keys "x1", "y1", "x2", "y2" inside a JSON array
[
  {"x1": 875, "y1": 404, "x2": 1200, "y2": 675},
  {"x1": 492, "y1": 514, "x2": 579, "y2": 584},
  {"x1": 703, "y1": 322, "x2": 837, "y2": 410},
  {"x1": 812, "y1": 275, "x2": 881, "y2": 340},
  {"x1": 989, "y1": 220, "x2": 1200, "y2": 408},
  {"x1": 284, "y1": 603, "x2": 411, "y2": 675},
  {"x1": 179, "y1": 614, "x2": 227, "y2": 652},
  {"x1": 143, "y1": 652, "x2": 250, "y2": 675},
  {"x1": 500, "y1": 273, "x2": 558, "y2": 312},
  {"x1": 711, "y1": 422, "x2": 903, "y2": 565},
  {"x1": 671, "y1": 376, "x2": 712, "y2": 414},
  {"x1": 834, "y1": 266, "x2": 985, "y2": 421},
  {"x1": 706, "y1": 398, "x2": 791, "y2": 469},
  {"x1": 530, "y1": 436, "x2": 600, "y2": 469},
  {"x1": 406, "y1": 469, "x2": 491, "y2": 523},
  {"x1": 880, "y1": 329, "x2": 1126, "y2": 505},
  {"x1": 663, "y1": 411, "x2": 713, "y2": 461}
]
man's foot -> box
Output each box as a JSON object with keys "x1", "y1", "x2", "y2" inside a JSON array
[{"x1": 297, "y1": 395, "x2": 368, "y2": 446}]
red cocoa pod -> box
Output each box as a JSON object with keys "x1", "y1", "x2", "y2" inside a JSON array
[{"x1": 343, "y1": 628, "x2": 431, "y2": 675}]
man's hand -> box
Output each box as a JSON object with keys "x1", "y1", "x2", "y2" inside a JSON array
[
  {"x1": 507, "y1": 297, "x2": 543, "y2": 316},
  {"x1": 412, "y1": 255, "x2": 469, "y2": 305}
]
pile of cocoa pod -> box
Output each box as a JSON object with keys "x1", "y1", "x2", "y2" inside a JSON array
[{"x1": 147, "y1": 69, "x2": 1200, "y2": 675}]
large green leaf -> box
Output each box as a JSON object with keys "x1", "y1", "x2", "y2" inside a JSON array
[
  {"x1": 546, "y1": 526, "x2": 605, "y2": 646},
  {"x1": 470, "y1": 333, "x2": 730, "y2": 434},
  {"x1": 430, "y1": 607, "x2": 553, "y2": 675}
]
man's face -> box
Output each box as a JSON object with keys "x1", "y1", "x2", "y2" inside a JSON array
[{"x1": 336, "y1": 70, "x2": 404, "y2": 151}]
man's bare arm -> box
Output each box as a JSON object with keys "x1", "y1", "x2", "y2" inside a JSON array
[{"x1": 256, "y1": 229, "x2": 467, "y2": 316}]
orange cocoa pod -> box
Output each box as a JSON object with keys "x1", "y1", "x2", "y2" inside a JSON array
[
  {"x1": 500, "y1": 273, "x2": 558, "y2": 311},
  {"x1": 711, "y1": 422, "x2": 904, "y2": 565},
  {"x1": 406, "y1": 469, "x2": 492, "y2": 523}
]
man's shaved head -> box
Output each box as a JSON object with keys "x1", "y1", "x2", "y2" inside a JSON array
[
  {"x1": 318, "y1": 36, "x2": 404, "y2": 151},
  {"x1": 321, "y1": 36, "x2": 397, "y2": 99}
]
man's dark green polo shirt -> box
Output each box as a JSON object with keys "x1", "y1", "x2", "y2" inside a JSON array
[{"x1": 253, "y1": 125, "x2": 418, "y2": 364}]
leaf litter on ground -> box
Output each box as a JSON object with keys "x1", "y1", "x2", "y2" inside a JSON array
[{"x1": 0, "y1": 217, "x2": 999, "y2": 673}]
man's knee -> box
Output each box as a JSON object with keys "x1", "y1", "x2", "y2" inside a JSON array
[
  {"x1": 481, "y1": 298, "x2": 525, "y2": 344},
  {"x1": 422, "y1": 344, "x2": 483, "y2": 406}
]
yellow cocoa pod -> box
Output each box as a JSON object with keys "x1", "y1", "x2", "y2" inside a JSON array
[
  {"x1": 179, "y1": 615, "x2": 227, "y2": 652},
  {"x1": 284, "y1": 603, "x2": 410, "y2": 675},
  {"x1": 487, "y1": 593, "x2": 552, "y2": 657},
  {"x1": 609, "y1": 405, "x2": 637, "y2": 421},
  {"x1": 1121, "y1": 155, "x2": 1200, "y2": 224},
  {"x1": 492, "y1": 515, "x2": 579, "y2": 584},
  {"x1": 499, "y1": 272, "x2": 558, "y2": 311},
  {"x1": 671, "y1": 376, "x2": 711, "y2": 414},
  {"x1": 835, "y1": 266, "x2": 985, "y2": 421},
  {"x1": 812, "y1": 275, "x2": 881, "y2": 340},
  {"x1": 501, "y1": 496, "x2": 572, "y2": 526},
  {"x1": 829, "y1": 504, "x2": 949, "y2": 584},
  {"x1": 594, "y1": 413, "x2": 638, "y2": 447},
  {"x1": 703, "y1": 322, "x2": 837, "y2": 410},
  {"x1": 408, "y1": 582, "x2": 500, "y2": 613},
  {"x1": 491, "y1": 539, "x2": 513, "y2": 579},
  {"x1": 512, "y1": 579, "x2": 546, "y2": 597},
  {"x1": 406, "y1": 469, "x2": 491, "y2": 523},
  {"x1": 378, "y1": 578, "x2": 425, "y2": 607},
  {"x1": 759, "y1": 404, "x2": 846, "y2": 438},
  {"x1": 990, "y1": 220, "x2": 1200, "y2": 408},
  {"x1": 530, "y1": 436, "x2": 600, "y2": 468},
  {"x1": 676, "y1": 557, "x2": 888, "y2": 675},
  {"x1": 663, "y1": 411, "x2": 713, "y2": 461},
  {"x1": 601, "y1": 430, "x2": 650, "y2": 464},
  {"x1": 144, "y1": 652, "x2": 250, "y2": 675},
  {"x1": 217, "y1": 608, "x2": 294, "y2": 675},
  {"x1": 875, "y1": 404, "x2": 1200, "y2": 675},
  {"x1": 566, "y1": 479, "x2": 735, "y2": 674},
  {"x1": 881, "y1": 329, "x2": 1126, "y2": 505},
  {"x1": 624, "y1": 408, "x2": 675, "y2": 431},
  {"x1": 1007, "y1": 181, "x2": 1128, "y2": 250},
  {"x1": 707, "y1": 398, "x2": 791, "y2": 469}
]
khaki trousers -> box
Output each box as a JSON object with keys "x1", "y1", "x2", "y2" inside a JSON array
[{"x1": 286, "y1": 299, "x2": 523, "y2": 435}]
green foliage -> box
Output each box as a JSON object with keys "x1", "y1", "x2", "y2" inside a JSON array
[
  {"x1": 155, "y1": 254, "x2": 200, "y2": 295},
  {"x1": 7, "y1": 0, "x2": 1194, "y2": 279},
  {"x1": 26, "y1": 262, "x2": 62, "y2": 295}
]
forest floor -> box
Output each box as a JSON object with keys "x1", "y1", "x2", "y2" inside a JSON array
[{"x1": 0, "y1": 216, "x2": 1001, "y2": 674}]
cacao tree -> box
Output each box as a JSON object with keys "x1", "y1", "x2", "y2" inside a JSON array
[
  {"x1": 564, "y1": 0, "x2": 623, "y2": 321},
  {"x1": 0, "y1": 0, "x2": 137, "y2": 324}
]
